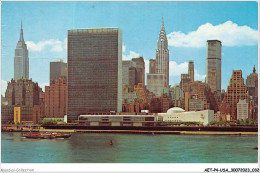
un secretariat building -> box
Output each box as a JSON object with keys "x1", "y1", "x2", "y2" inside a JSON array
[{"x1": 67, "y1": 28, "x2": 122, "y2": 122}]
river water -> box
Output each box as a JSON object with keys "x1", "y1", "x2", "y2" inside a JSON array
[{"x1": 1, "y1": 132, "x2": 258, "y2": 163}]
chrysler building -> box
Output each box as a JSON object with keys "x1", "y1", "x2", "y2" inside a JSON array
[
  {"x1": 14, "y1": 21, "x2": 29, "y2": 81},
  {"x1": 156, "y1": 18, "x2": 169, "y2": 87}
]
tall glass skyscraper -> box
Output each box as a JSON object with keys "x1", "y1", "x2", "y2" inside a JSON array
[
  {"x1": 67, "y1": 28, "x2": 122, "y2": 122},
  {"x1": 14, "y1": 22, "x2": 29, "y2": 81},
  {"x1": 206, "y1": 40, "x2": 222, "y2": 96}
]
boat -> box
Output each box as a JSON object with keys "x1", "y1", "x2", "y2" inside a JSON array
[{"x1": 23, "y1": 132, "x2": 71, "y2": 139}]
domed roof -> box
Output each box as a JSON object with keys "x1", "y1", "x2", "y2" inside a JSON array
[{"x1": 167, "y1": 107, "x2": 185, "y2": 114}]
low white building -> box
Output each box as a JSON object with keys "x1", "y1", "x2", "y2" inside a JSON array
[
  {"x1": 158, "y1": 107, "x2": 214, "y2": 126},
  {"x1": 237, "y1": 99, "x2": 248, "y2": 120},
  {"x1": 78, "y1": 115, "x2": 158, "y2": 127}
]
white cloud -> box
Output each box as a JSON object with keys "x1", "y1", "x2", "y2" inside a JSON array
[
  {"x1": 1, "y1": 80, "x2": 7, "y2": 96},
  {"x1": 169, "y1": 61, "x2": 205, "y2": 82},
  {"x1": 169, "y1": 61, "x2": 188, "y2": 77},
  {"x1": 26, "y1": 38, "x2": 67, "y2": 52},
  {"x1": 122, "y1": 44, "x2": 126, "y2": 53},
  {"x1": 122, "y1": 45, "x2": 140, "y2": 60},
  {"x1": 167, "y1": 21, "x2": 258, "y2": 47}
]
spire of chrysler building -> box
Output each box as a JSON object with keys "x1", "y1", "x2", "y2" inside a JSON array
[{"x1": 156, "y1": 17, "x2": 169, "y2": 87}]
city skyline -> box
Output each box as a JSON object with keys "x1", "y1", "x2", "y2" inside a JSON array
[{"x1": 1, "y1": 1, "x2": 258, "y2": 95}]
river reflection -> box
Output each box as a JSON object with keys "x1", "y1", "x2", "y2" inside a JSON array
[{"x1": 1, "y1": 132, "x2": 258, "y2": 163}]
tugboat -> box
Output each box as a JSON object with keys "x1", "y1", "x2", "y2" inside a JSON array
[{"x1": 23, "y1": 132, "x2": 71, "y2": 139}]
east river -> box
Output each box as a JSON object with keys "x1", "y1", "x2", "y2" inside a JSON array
[{"x1": 1, "y1": 132, "x2": 258, "y2": 163}]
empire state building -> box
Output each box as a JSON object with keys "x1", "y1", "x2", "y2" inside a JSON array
[
  {"x1": 14, "y1": 21, "x2": 29, "y2": 81},
  {"x1": 156, "y1": 18, "x2": 169, "y2": 87}
]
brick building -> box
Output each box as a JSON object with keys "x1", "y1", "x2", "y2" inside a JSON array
[
  {"x1": 45, "y1": 78, "x2": 67, "y2": 118},
  {"x1": 3, "y1": 79, "x2": 43, "y2": 124},
  {"x1": 5, "y1": 79, "x2": 40, "y2": 106},
  {"x1": 225, "y1": 70, "x2": 248, "y2": 120}
]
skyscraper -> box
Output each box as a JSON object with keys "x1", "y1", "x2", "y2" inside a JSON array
[
  {"x1": 225, "y1": 70, "x2": 248, "y2": 120},
  {"x1": 149, "y1": 59, "x2": 156, "y2": 74},
  {"x1": 50, "y1": 60, "x2": 67, "y2": 84},
  {"x1": 14, "y1": 21, "x2": 29, "y2": 81},
  {"x1": 122, "y1": 60, "x2": 136, "y2": 92},
  {"x1": 206, "y1": 40, "x2": 222, "y2": 96},
  {"x1": 156, "y1": 18, "x2": 169, "y2": 87},
  {"x1": 188, "y1": 60, "x2": 194, "y2": 82},
  {"x1": 246, "y1": 65, "x2": 258, "y2": 99},
  {"x1": 132, "y1": 56, "x2": 145, "y2": 86},
  {"x1": 45, "y1": 78, "x2": 67, "y2": 118},
  {"x1": 67, "y1": 28, "x2": 122, "y2": 122}
]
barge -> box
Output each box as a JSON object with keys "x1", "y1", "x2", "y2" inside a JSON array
[{"x1": 23, "y1": 132, "x2": 71, "y2": 139}]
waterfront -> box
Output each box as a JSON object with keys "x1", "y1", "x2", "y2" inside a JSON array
[{"x1": 1, "y1": 132, "x2": 258, "y2": 163}]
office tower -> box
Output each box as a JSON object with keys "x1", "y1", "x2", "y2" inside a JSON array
[
  {"x1": 50, "y1": 60, "x2": 67, "y2": 84},
  {"x1": 184, "y1": 81, "x2": 211, "y2": 110},
  {"x1": 149, "y1": 59, "x2": 156, "y2": 74},
  {"x1": 170, "y1": 84, "x2": 184, "y2": 107},
  {"x1": 180, "y1": 74, "x2": 191, "y2": 92},
  {"x1": 147, "y1": 74, "x2": 165, "y2": 96},
  {"x1": 67, "y1": 28, "x2": 122, "y2": 122},
  {"x1": 156, "y1": 18, "x2": 169, "y2": 87},
  {"x1": 237, "y1": 99, "x2": 248, "y2": 120},
  {"x1": 161, "y1": 94, "x2": 173, "y2": 113},
  {"x1": 189, "y1": 97, "x2": 204, "y2": 111},
  {"x1": 122, "y1": 60, "x2": 136, "y2": 91},
  {"x1": 246, "y1": 65, "x2": 258, "y2": 120},
  {"x1": 246, "y1": 65, "x2": 258, "y2": 99},
  {"x1": 14, "y1": 22, "x2": 29, "y2": 81},
  {"x1": 5, "y1": 79, "x2": 40, "y2": 107},
  {"x1": 225, "y1": 70, "x2": 248, "y2": 120},
  {"x1": 206, "y1": 40, "x2": 222, "y2": 96},
  {"x1": 132, "y1": 56, "x2": 145, "y2": 86},
  {"x1": 219, "y1": 98, "x2": 231, "y2": 121},
  {"x1": 45, "y1": 78, "x2": 67, "y2": 118},
  {"x1": 188, "y1": 61, "x2": 194, "y2": 82}
]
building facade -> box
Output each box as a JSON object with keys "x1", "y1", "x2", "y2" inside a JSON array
[
  {"x1": 1, "y1": 105, "x2": 14, "y2": 123},
  {"x1": 206, "y1": 40, "x2": 222, "y2": 96},
  {"x1": 170, "y1": 84, "x2": 184, "y2": 107},
  {"x1": 237, "y1": 99, "x2": 248, "y2": 120},
  {"x1": 155, "y1": 18, "x2": 169, "y2": 87},
  {"x1": 45, "y1": 78, "x2": 67, "y2": 118},
  {"x1": 14, "y1": 106, "x2": 33, "y2": 124},
  {"x1": 180, "y1": 74, "x2": 191, "y2": 91},
  {"x1": 246, "y1": 66, "x2": 258, "y2": 119},
  {"x1": 149, "y1": 59, "x2": 156, "y2": 74},
  {"x1": 14, "y1": 22, "x2": 29, "y2": 81},
  {"x1": 147, "y1": 74, "x2": 165, "y2": 96},
  {"x1": 246, "y1": 65, "x2": 258, "y2": 98},
  {"x1": 67, "y1": 28, "x2": 122, "y2": 122},
  {"x1": 50, "y1": 60, "x2": 67, "y2": 84},
  {"x1": 122, "y1": 60, "x2": 136, "y2": 92},
  {"x1": 189, "y1": 98, "x2": 204, "y2": 111},
  {"x1": 159, "y1": 108, "x2": 214, "y2": 126},
  {"x1": 225, "y1": 70, "x2": 248, "y2": 120},
  {"x1": 132, "y1": 56, "x2": 145, "y2": 86},
  {"x1": 78, "y1": 114, "x2": 157, "y2": 127},
  {"x1": 188, "y1": 61, "x2": 194, "y2": 82},
  {"x1": 5, "y1": 79, "x2": 40, "y2": 107}
]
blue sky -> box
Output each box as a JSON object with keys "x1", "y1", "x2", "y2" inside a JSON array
[{"x1": 1, "y1": 1, "x2": 258, "y2": 95}]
